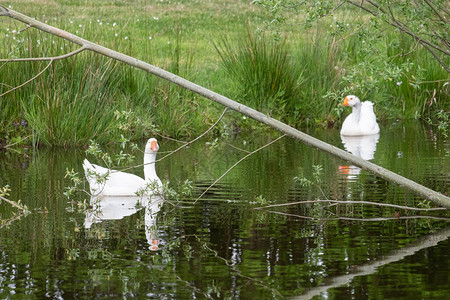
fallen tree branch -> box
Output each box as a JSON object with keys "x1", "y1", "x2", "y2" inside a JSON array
[{"x1": 1, "y1": 6, "x2": 449, "y2": 208}]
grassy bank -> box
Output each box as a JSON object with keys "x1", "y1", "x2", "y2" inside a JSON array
[{"x1": 0, "y1": 0, "x2": 448, "y2": 147}]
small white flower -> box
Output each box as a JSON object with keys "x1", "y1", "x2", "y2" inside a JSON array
[
  {"x1": 99, "y1": 22, "x2": 102, "y2": 25},
  {"x1": 113, "y1": 22, "x2": 117, "y2": 27},
  {"x1": 125, "y1": 36, "x2": 128, "y2": 40},
  {"x1": 115, "y1": 33, "x2": 118, "y2": 37},
  {"x1": 167, "y1": 41, "x2": 170, "y2": 44},
  {"x1": 12, "y1": 30, "x2": 16, "y2": 34},
  {"x1": 79, "y1": 24, "x2": 82, "y2": 28},
  {"x1": 396, "y1": 81, "x2": 402, "y2": 86},
  {"x1": 153, "y1": 16, "x2": 159, "y2": 20},
  {"x1": 149, "y1": 36, "x2": 152, "y2": 40}
]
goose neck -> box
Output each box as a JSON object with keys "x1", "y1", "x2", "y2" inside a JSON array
[{"x1": 143, "y1": 152, "x2": 157, "y2": 180}]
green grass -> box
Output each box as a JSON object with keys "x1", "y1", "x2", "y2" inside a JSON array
[{"x1": 0, "y1": 0, "x2": 448, "y2": 147}]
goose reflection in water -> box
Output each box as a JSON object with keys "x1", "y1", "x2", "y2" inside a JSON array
[
  {"x1": 339, "y1": 134, "x2": 380, "y2": 180},
  {"x1": 84, "y1": 194, "x2": 164, "y2": 251}
]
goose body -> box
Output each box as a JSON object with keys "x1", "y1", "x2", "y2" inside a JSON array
[
  {"x1": 83, "y1": 138, "x2": 162, "y2": 197},
  {"x1": 340, "y1": 95, "x2": 380, "y2": 136}
]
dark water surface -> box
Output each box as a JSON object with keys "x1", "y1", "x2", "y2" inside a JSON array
[{"x1": 0, "y1": 120, "x2": 449, "y2": 299}]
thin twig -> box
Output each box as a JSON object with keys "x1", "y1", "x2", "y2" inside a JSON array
[
  {"x1": 223, "y1": 142, "x2": 251, "y2": 154},
  {"x1": 0, "y1": 46, "x2": 87, "y2": 62},
  {"x1": 0, "y1": 60, "x2": 53, "y2": 97},
  {"x1": 3, "y1": 135, "x2": 31, "y2": 149},
  {"x1": 0, "y1": 195, "x2": 28, "y2": 212},
  {"x1": 194, "y1": 134, "x2": 287, "y2": 204},
  {"x1": 255, "y1": 199, "x2": 448, "y2": 211},
  {"x1": 116, "y1": 108, "x2": 228, "y2": 174}
]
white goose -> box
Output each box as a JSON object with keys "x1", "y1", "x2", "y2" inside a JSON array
[
  {"x1": 83, "y1": 138, "x2": 162, "y2": 197},
  {"x1": 340, "y1": 95, "x2": 380, "y2": 136}
]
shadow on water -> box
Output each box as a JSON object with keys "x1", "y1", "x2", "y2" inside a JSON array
[{"x1": 0, "y1": 120, "x2": 449, "y2": 299}]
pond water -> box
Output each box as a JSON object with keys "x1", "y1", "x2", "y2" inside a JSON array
[{"x1": 0, "y1": 120, "x2": 449, "y2": 299}]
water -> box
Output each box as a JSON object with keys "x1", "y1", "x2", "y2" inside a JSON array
[{"x1": 0, "y1": 120, "x2": 449, "y2": 299}]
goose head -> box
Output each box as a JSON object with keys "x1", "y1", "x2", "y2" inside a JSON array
[
  {"x1": 145, "y1": 138, "x2": 159, "y2": 154},
  {"x1": 343, "y1": 95, "x2": 361, "y2": 108}
]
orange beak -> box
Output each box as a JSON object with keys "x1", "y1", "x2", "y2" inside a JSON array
[
  {"x1": 343, "y1": 97, "x2": 349, "y2": 106},
  {"x1": 150, "y1": 140, "x2": 158, "y2": 152}
]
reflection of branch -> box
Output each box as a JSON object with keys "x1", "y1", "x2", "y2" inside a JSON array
[
  {"x1": 256, "y1": 199, "x2": 448, "y2": 211},
  {"x1": 292, "y1": 225, "x2": 450, "y2": 299},
  {"x1": 194, "y1": 134, "x2": 287, "y2": 203},
  {"x1": 0, "y1": 213, "x2": 25, "y2": 229},
  {"x1": 194, "y1": 234, "x2": 284, "y2": 298}
]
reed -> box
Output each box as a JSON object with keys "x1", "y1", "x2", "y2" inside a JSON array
[
  {"x1": 0, "y1": 1, "x2": 447, "y2": 147},
  {"x1": 215, "y1": 27, "x2": 303, "y2": 125}
]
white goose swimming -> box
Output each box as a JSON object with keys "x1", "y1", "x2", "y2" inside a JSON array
[
  {"x1": 340, "y1": 95, "x2": 380, "y2": 136},
  {"x1": 83, "y1": 138, "x2": 162, "y2": 197}
]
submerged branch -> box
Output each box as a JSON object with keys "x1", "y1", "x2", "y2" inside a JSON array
[
  {"x1": 255, "y1": 199, "x2": 448, "y2": 211},
  {"x1": 262, "y1": 209, "x2": 450, "y2": 222}
]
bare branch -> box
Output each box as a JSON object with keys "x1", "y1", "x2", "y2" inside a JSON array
[
  {"x1": 346, "y1": 0, "x2": 450, "y2": 61},
  {"x1": 0, "y1": 60, "x2": 53, "y2": 97},
  {"x1": 116, "y1": 107, "x2": 229, "y2": 175},
  {"x1": 194, "y1": 134, "x2": 287, "y2": 203},
  {"x1": 0, "y1": 46, "x2": 87, "y2": 62},
  {"x1": 423, "y1": 0, "x2": 448, "y2": 24},
  {"x1": 1, "y1": 7, "x2": 449, "y2": 207},
  {"x1": 0, "y1": 195, "x2": 29, "y2": 212}
]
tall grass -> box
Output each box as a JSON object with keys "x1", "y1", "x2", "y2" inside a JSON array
[
  {"x1": 0, "y1": 1, "x2": 448, "y2": 147},
  {"x1": 0, "y1": 18, "x2": 211, "y2": 146},
  {"x1": 215, "y1": 28, "x2": 303, "y2": 125}
]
